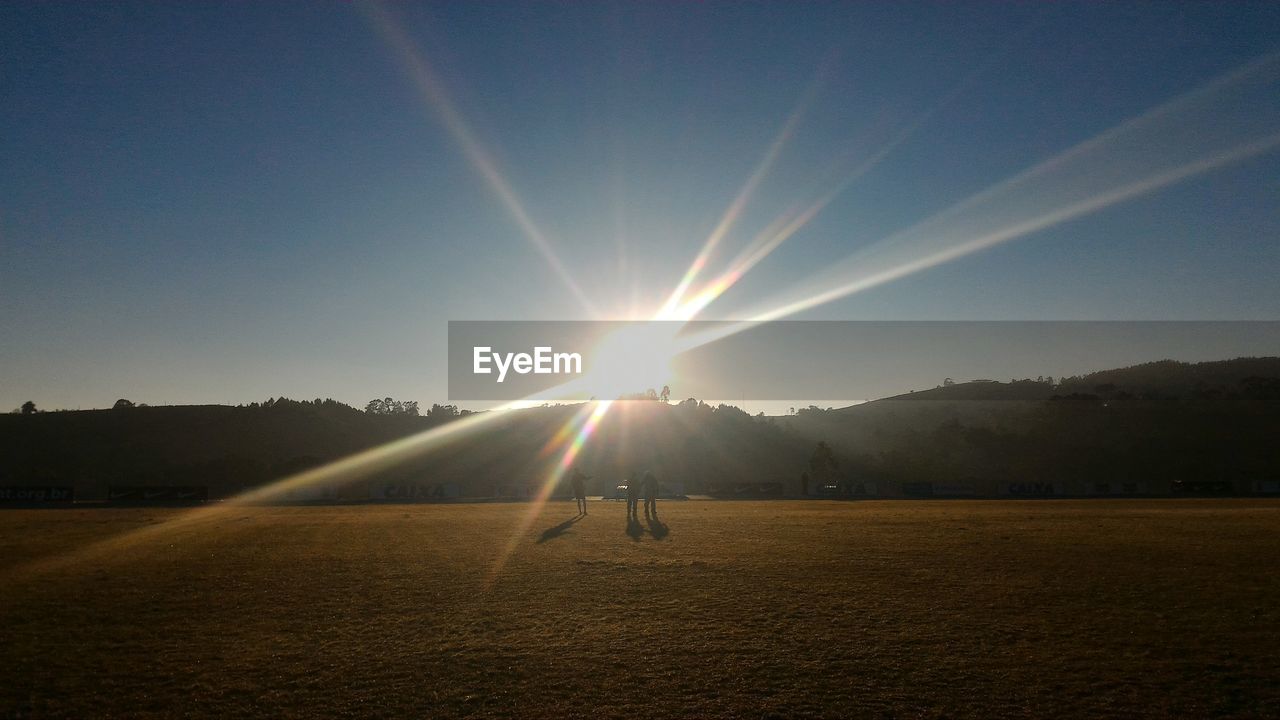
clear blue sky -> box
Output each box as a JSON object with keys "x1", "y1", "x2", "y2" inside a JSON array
[{"x1": 2, "y1": 1, "x2": 1278, "y2": 411}]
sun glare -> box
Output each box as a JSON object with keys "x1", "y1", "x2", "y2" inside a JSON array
[{"x1": 581, "y1": 323, "x2": 681, "y2": 399}]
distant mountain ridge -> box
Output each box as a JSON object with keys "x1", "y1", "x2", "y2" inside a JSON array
[
  {"x1": 1056, "y1": 357, "x2": 1280, "y2": 397},
  {"x1": 844, "y1": 356, "x2": 1280, "y2": 407},
  {"x1": 868, "y1": 379, "x2": 1057, "y2": 404}
]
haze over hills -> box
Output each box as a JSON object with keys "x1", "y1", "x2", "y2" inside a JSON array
[
  {"x1": 3, "y1": 357, "x2": 1278, "y2": 501},
  {"x1": 865, "y1": 357, "x2": 1280, "y2": 405}
]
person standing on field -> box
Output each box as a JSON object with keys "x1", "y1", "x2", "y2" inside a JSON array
[
  {"x1": 570, "y1": 468, "x2": 589, "y2": 515},
  {"x1": 642, "y1": 470, "x2": 659, "y2": 519},
  {"x1": 625, "y1": 472, "x2": 640, "y2": 520}
]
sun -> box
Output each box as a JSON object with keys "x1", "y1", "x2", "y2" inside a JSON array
[{"x1": 581, "y1": 323, "x2": 682, "y2": 399}]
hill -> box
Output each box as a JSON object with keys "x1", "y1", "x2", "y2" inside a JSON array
[
  {"x1": 3, "y1": 357, "x2": 1278, "y2": 500},
  {"x1": 1056, "y1": 357, "x2": 1280, "y2": 398},
  {"x1": 873, "y1": 378, "x2": 1059, "y2": 403},
  {"x1": 779, "y1": 357, "x2": 1280, "y2": 496}
]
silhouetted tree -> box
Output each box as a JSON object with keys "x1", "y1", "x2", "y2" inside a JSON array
[
  {"x1": 619, "y1": 389, "x2": 662, "y2": 401},
  {"x1": 21, "y1": 401, "x2": 36, "y2": 415},
  {"x1": 365, "y1": 397, "x2": 420, "y2": 416},
  {"x1": 809, "y1": 440, "x2": 839, "y2": 492},
  {"x1": 113, "y1": 398, "x2": 135, "y2": 410},
  {"x1": 427, "y1": 403, "x2": 458, "y2": 419}
]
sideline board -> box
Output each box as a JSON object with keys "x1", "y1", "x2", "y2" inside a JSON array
[
  {"x1": 1085, "y1": 481, "x2": 1147, "y2": 496},
  {"x1": 0, "y1": 486, "x2": 74, "y2": 503},
  {"x1": 370, "y1": 482, "x2": 460, "y2": 501},
  {"x1": 107, "y1": 486, "x2": 208, "y2": 504},
  {"x1": 903, "y1": 482, "x2": 971, "y2": 498},
  {"x1": 277, "y1": 485, "x2": 338, "y2": 503},
  {"x1": 999, "y1": 481, "x2": 1062, "y2": 497},
  {"x1": 930, "y1": 483, "x2": 975, "y2": 497},
  {"x1": 1171, "y1": 479, "x2": 1234, "y2": 495}
]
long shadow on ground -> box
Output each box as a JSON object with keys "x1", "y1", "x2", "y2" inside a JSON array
[
  {"x1": 646, "y1": 516, "x2": 669, "y2": 540},
  {"x1": 537, "y1": 515, "x2": 583, "y2": 543},
  {"x1": 623, "y1": 516, "x2": 670, "y2": 541},
  {"x1": 625, "y1": 516, "x2": 644, "y2": 541}
]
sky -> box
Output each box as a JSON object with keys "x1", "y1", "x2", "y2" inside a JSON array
[{"x1": 2, "y1": 1, "x2": 1279, "y2": 412}]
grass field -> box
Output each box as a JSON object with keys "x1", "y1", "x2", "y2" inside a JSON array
[{"x1": 3, "y1": 499, "x2": 1279, "y2": 718}]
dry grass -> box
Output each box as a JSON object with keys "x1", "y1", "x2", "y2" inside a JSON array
[{"x1": 2, "y1": 499, "x2": 1278, "y2": 718}]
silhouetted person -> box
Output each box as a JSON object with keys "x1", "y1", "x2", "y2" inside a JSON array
[
  {"x1": 642, "y1": 470, "x2": 659, "y2": 519},
  {"x1": 570, "y1": 468, "x2": 589, "y2": 515},
  {"x1": 625, "y1": 472, "x2": 640, "y2": 520}
]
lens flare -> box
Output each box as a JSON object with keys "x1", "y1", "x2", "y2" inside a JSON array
[
  {"x1": 362, "y1": 2, "x2": 599, "y2": 317},
  {"x1": 485, "y1": 400, "x2": 613, "y2": 587},
  {"x1": 10, "y1": 408, "x2": 513, "y2": 580},
  {"x1": 664, "y1": 34, "x2": 1033, "y2": 323},
  {"x1": 677, "y1": 52, "x2": 1280, "y2": 350},
  {"x1": 657, "y1": 62, "x2": 830, "y2": 319},
  {"x1": 755, "y1": 135, "x2": 1280, "y2": 324}
]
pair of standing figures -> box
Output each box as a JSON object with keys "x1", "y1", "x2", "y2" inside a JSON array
[{"x1": 626, "y1": 471, "x2": 659, "y2": 520}]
